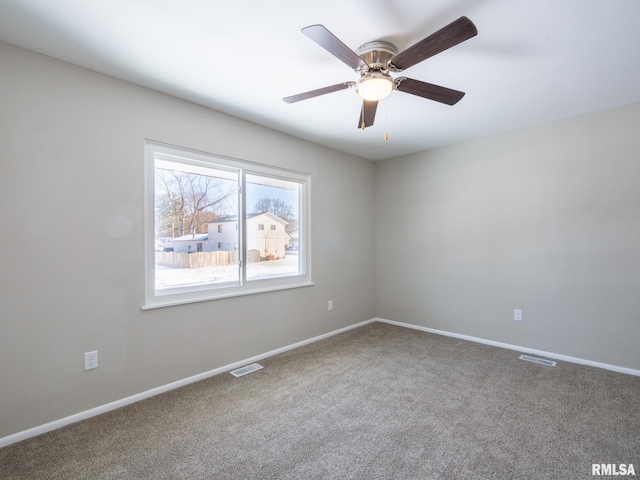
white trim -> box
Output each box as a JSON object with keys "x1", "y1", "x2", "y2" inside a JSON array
[
  {"x1": 141, "y1": 281, "x2": 315, "y2": 310},
  {"x1": 144, "y1": 139, "x2": 312, "y2": 309},
  {"x1": 374, "y1": 318, "x2": 640, "y2": 377},
  {"x1": 0, "y1": 319, "x2": 375, "y2": 448},
  {"x1": 4, "y1": 316, "x2": 637, "y2": 448}
]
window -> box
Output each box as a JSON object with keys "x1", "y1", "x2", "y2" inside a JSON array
[{"x1": 145, "y1": 140, "x2": 311, "y2": 308}]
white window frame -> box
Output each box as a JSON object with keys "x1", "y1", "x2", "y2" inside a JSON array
[{"x1": 143, "y1": 140, "x2": 312, "y2": 309}]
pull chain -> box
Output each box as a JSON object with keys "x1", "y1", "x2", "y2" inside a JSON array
[{"x1": 384, "y1": 97, "x2": 389, "y2": 141}]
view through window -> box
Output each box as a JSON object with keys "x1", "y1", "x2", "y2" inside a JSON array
[
  {"x1": 145, "y1": 141, "x2": 310, "y2": 307},
  {"x1": 245, "y1": 173, "x2": 300, "y2": 281}
]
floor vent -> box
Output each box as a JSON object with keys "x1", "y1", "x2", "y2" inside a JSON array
[
  {"x1": 230, "y1": 363, "x2": 263, "y2": 377},
  {"x1": 519, "y1": 354, "x2": 557, "y2": 367}
]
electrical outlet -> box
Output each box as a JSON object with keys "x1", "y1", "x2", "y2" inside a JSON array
[
  {"x1": 84, "y1": 351, "x2": 98, "y2": 370},
  {"x1": 514, "y1": 309, "x2": 523, "y2": 321},
  {"x1": 328, "y1": 300, "x2": 333, "y2": 311}
]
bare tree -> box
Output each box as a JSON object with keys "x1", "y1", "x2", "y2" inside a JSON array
[
  {"x1": 156, "y1": 169, "x2": 236, "y2": 237},
  {"x1": 253, "y1": 197, "x2": 297, "y2": 235},
  {"x1": 253, "y1": 198, "x2": 293, "y2": 221}
]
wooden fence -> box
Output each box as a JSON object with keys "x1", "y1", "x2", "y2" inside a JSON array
[{"x1": 156, "y1": 250, "x2": 261, "y2": 268}]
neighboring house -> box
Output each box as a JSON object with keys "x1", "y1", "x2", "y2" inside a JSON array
[
  {"x1": 171, "y1": 233, "x2": 209, "y2": 253},
  {"x1": 288, "y1": 231, "x2": 299, "y2": 251},
  {"x1": 208, "y1": 212, "x2": 291, "y2": 258},
  {"x1": 155, "y1": 237, "x2": 174, "y2": 251},
  {"x1": 207, "y1": 214, "x2": 241, "y2": 252},
  {"x1": 163, "y1": 212, "x2": 291, "y2": 257}
]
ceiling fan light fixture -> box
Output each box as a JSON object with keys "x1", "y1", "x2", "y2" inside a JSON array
[{"x1": 356, "y1": 72, "x2": 394, "y2": 101}]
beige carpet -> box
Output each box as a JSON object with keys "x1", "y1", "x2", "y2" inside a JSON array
[{"x1": 1, "y1": 322, "x2": 639, "y2": 479}]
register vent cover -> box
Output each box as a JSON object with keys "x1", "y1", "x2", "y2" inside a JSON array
[
  {"x1": 519, "y1": 355, "x2": 557, "y2": 367},
  {"x1": 230, "y1": 363, "x2": 263, "y2": 377}
]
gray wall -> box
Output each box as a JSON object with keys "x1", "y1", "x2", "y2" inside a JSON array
[
  {"x1": 0, "y1": 42, "x2": 376, "y2": 438},
  {"x1": 2, "y1": 37, "x2": 639, "y2": 441},
  {"x1": 375, "y1": 102, "x2": 640, "y2": 370}
]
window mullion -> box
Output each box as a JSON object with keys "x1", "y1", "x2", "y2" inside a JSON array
[
  {"x1": 145, "y1": 140, "x2": 311, "y2": 308},
  {"x1": 239, "y1": 170, "x2": 247, "y2": 286}
]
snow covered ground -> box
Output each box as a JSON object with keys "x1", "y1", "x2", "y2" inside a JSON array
[{"x1": 156, "y1": 254, "x2": 299, "y2": 289}]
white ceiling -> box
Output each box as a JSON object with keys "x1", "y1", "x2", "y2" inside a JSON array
[{"x1": 1, "y1": 0, "x2": 640, "y2": 161}]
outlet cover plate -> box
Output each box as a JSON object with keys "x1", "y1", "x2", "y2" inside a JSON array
[{"x1": 84, "y1": 351, "x2": 98, "y2": 370}]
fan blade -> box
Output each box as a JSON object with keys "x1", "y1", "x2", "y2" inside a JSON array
[
  {"x1": 357, "y1": 100, "x2": 378, "y2": 129},
  {"x1": 283, "y1": 82, "x2": 353, "y2": 103},
  {"x1": 389, "y1": 16, "x2": 477, "y2": 71},
  {"x1": 395, "y1": 77, "x2": 465, "y2": 105},
  {"x1": 302, "y1": 25, "x2": 368, "y2": 71}
]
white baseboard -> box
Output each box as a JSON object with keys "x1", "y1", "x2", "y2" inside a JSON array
[
  {"x1": 374, "y1": 317, "x2": 640, "y2": 377},
  {"x1": 3, "y1": 316, "x2": 637, "y2": 448},
  {"x1": 0, "y1": 318, "x2": 375, "y2": 449}
]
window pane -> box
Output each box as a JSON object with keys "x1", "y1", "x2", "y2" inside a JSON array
[
  {"x1": 245, "y1": 174, "x2": 300, "y2": 281},
  {"x1": 145, "y1": 140, "x2": 311, "y2": 308},
  {"x1": 154, "y1": 159, "x2": 239, "y2": 291}
]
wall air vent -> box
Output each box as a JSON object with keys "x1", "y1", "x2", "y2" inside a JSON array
[
  {"x1": 230, "y1": 363, "x2": 263, "y2": 377},
  {"x1": 519, "y1": 354, "x2": 557, "y2": 367}
]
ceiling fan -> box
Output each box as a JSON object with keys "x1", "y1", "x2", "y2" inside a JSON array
[{"x1": 283, "y1": 16, "x2": 478, "y2": 129}]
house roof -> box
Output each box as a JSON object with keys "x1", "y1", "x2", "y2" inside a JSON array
[
  {"x1": 210, "y1": 212, "x2": 288, "y2": 225},
  {"x1": 172, "y1": 233, "x2": 209, "y2": 242},
  {"x1": 210, "y1": 214, "x2": 258, "y2": 224}
]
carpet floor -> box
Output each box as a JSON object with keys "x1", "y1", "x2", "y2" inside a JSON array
[{"x1": 1, "y1": 322, "x2": 639, "y2": 479}]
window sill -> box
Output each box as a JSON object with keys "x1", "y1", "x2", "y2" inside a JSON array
[{"x1": 141, "y1": 280, "x2": 315, "y2": 310}]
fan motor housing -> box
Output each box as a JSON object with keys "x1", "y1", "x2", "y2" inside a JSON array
[{"x1": 355, "y1": 41, "x2": 398, "y2": 71}]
